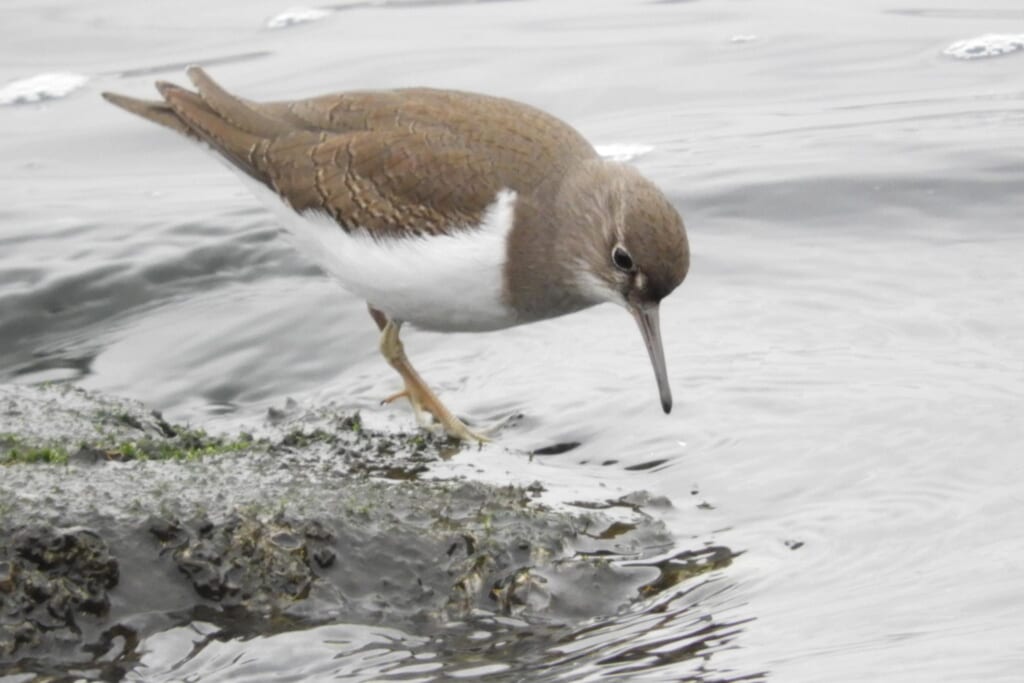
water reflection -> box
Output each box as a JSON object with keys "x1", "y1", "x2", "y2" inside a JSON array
[{"x1": 124, "y1": 573, "x2": 754, "y2": 682}]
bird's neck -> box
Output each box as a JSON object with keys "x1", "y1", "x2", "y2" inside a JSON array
[{"x1": 503, "y1": 193, "x2": 596, "y2": 324}]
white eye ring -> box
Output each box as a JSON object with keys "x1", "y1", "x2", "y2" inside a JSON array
[{"x1": 612, "y1": 245, "x2": 635, "y2": 272}]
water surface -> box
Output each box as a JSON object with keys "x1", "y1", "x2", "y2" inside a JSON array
[{"x1": 2, "y1": 0, "x2": 1023, "y2": 680}]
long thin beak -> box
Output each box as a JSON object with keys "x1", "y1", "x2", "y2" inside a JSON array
[{"x1": 630, "y1": 303, "x2": 672, "y2": 414}]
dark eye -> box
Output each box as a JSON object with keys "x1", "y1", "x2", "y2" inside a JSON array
[{"x1": 612, "y1": 245, "x2": 634, "y2": 272}]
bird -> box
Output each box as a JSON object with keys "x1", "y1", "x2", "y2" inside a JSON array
[{"x1": 102, "y1": 67, "x2": 690, "y2": 442}]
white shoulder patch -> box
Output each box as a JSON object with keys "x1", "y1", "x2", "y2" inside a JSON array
[{"x1": 237, "y1": 169, "x2": 519, "y2": 332}]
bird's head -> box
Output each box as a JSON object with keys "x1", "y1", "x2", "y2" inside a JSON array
[{"x1": 559, "y1": 159, "x2": 690, "y2": 413}]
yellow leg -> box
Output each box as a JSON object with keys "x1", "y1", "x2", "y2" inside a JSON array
[{"x1": 377, "y1": 318, "x2": 489, "y2": 443}]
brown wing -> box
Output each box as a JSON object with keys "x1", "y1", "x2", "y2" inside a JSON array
[
  {"x1": 255, "y1": 127, "x2": 506, "y2": 235},
  {"x1": 102, "y1": 67, "x2": 597, "y2": 237}
]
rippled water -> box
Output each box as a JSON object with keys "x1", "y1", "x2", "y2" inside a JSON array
[{"x1": 3, "y1": 0, "x2": 1024, "y2": 680}]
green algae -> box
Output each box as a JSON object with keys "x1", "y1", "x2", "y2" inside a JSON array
[
  {"x1": 0, "y1": 434, "x2": 69, "y2": 464},
  {"x1": 0, "y1": 427, "x2": 256, "y2": 465}
]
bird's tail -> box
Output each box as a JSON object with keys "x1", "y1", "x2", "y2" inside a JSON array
[
  {"x1": 102, "y1": 66, "x2": 291, "y2": 181},
  {"x1": 100, "y1": 90, "x2": 198, "y2": 139}
]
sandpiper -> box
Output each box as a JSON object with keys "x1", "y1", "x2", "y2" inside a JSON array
[{"x1": 103, "y1": 67, "x2": 690, "y2": 441}]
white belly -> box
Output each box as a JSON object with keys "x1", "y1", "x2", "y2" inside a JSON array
[{"x1": 240, "y1": 170, "x2": 518, "y2": 332}]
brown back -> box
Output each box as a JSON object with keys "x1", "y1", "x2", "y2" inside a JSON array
[{"x1": 103, "y1": 68, "x2": 597, "y2": 237}]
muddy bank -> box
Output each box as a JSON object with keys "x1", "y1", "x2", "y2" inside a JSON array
[{"x1": 0, "y1": 384, "x2": 732, "y2": 680}]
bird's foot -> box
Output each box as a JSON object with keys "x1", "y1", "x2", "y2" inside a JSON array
[
  {"x1": 384, "y1": 382, "x2": 489, "y2": 442},
  {"x1": 407, "y1": 382, "x2": 487, "y2": 440},
  {"x1": 435, "y1": 415, "x2": 491, "y2": 444},
  {"x1": 377, "y1": 318, "x2": 489, "y2": 443}
]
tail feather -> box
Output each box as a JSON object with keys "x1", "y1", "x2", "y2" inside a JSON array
[
  {"x1": 100, "y1": 91, "x2": 198, "y2": 139},
  {"x1": 185, "y1": 66, "x2": 292, "y2": 138},
  {"x1": 104, "y1": 68, "x2": 276, "y2": 182},
  {"x1": 158, "y1": 81, "x2": 264, "y2": 180}
]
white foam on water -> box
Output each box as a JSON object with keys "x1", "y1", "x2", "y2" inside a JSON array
[
  {"x1": 730, "y1": 34, "x2": 758, "y2": 43},
  {"x1": 0, "y1": 72, "x2": 89, "y2": 105},
  {"x1": 266, "y1": 6, "x2": 332, "y2": 29},
  {"x1": 595, "y1": 143, "x2": 655, "y2": 162},
  {"x1": 943, "y1": 34, "x2": 1024, "y2": 60}
]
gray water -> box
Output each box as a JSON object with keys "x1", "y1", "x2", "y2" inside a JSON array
[{"x1": 2, "y1": 0, "x2": 1024, "y2": 680}]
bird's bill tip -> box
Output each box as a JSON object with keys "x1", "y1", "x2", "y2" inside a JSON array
[{"x1": 630, "y1": 303, "x2": 673, "y2": 414}]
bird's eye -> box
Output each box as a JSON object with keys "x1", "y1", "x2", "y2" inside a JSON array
[{"x1": 612, "y1": 245, "x2": 635, "y2": 272}]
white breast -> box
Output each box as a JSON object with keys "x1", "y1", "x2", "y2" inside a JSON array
[{"x1": 239, "y1": 170, "x2": 518, "y2": 332}]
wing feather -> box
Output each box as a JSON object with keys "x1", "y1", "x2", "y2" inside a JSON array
[{"x1": 103, "y1": 66, "x2": 598, "y2": 237}]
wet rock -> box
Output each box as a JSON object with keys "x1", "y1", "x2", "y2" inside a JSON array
[
  {"x1": 0, "y1": 385, "x2": 258, "y2": 467},
  {"x1": 489, "y1": 566, "x2": 551, "y2": 615},
  {"x1": 67, "y1": 446, "x2": 109, "y2": 466},
  {"x1": 0, "y1": 384, "x2": 707, "y2": 679},
  {"x1": 0, "y1": 384, "x2": 178, "y2": 450},
  {"x1": 0, "y1": 526, "x2": 118, "y2": 659},
  {"x1": 627, "y1": 546, "x2": 737, "y2": 598},
  {"x1": 150, "y1": 512, "x2": 335, "y2": 613}
]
